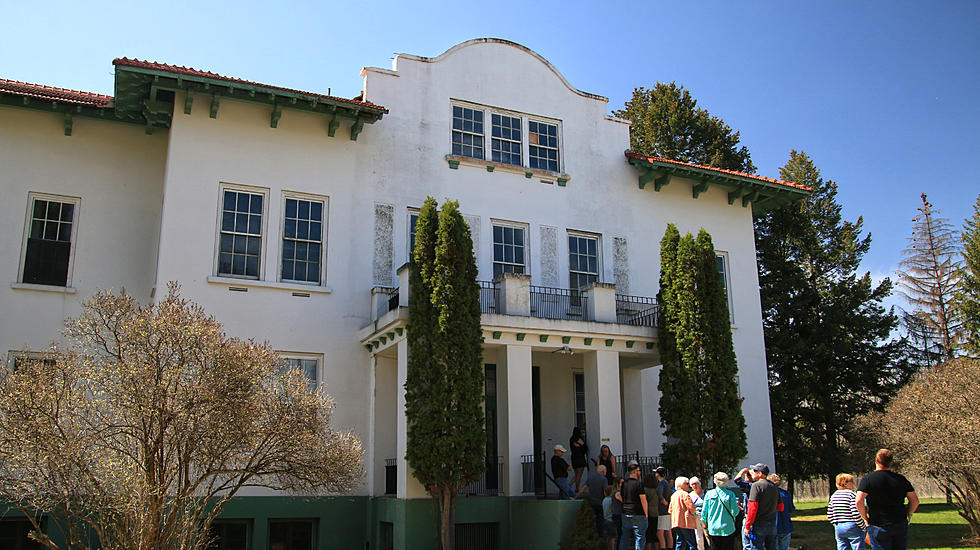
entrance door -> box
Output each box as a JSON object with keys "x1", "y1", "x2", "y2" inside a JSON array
[{"x1": 484, "y1": 364, "x2": 498, "y2": 491}]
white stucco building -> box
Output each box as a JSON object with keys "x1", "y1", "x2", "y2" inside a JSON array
[{"x1": 1, "y1": 39, "x2": 808, "y2": 550}]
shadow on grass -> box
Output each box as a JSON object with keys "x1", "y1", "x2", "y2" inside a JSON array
[{"x1": 791, "y1": 502, "x2": 976, "y2": 549}]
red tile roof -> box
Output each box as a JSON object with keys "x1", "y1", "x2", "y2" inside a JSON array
[
  {"x1": 0, "y1": 78, "x2": 113, "y2": 107},
  {"x1": 113, "y1": 58, "x2": 387, "y2": 113},
  {"x1": 625, "y1": 152, "x2": 812, "y2": 192}
]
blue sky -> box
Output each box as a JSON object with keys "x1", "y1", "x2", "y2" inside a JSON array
[{"x1": 3, "y1": 0, "x2": 978, "y2": 296}]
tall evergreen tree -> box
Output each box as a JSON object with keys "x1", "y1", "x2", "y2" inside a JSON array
[
  {"x1": 955, "y1": 194, "x2": 980, "y2": 357},
  {"x1": 896, "y1": 193, "x2": 963, "y2": 362},
  {"x1": 658, "y1": 225, "x2": 746, "y2": 476},
  {"x1": 613, "y1": 82, "x2": 755, "y2": 173},
  {"x1": 755, "y1": 150, "x2": 910, "y2": 492},
  {"x1": 405, "y1": 197, "x2": 484, "y2": 550}
]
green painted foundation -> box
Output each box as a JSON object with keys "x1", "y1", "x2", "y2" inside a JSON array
[{"x1": 3, "y1": 496, "x2": 581, "y2": 550}]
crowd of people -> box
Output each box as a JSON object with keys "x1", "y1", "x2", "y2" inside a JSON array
[{"x1": 551, "y1": 435, "x2": 919, "y2": 550}]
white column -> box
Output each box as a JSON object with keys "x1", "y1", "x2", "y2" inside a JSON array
[
  {"x1": 367, "y1": 354, "x2": 377, "y2": 496},
  {"x1": 498, "y1": 344, "x2": 534, "y2": 496},
  {"x1": 583, "y1": 350, "x2": 623, "y2": 458},
  {"x1": 396, "y1": 338, "x2": 427, "y2": 498}
]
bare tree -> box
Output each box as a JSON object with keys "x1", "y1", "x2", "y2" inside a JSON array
[
  {"x1": 896, "y1": 193, "x2": 963, "y2": 362},
  {"x1": 0, "y1": 284, "x2": 362, "y2": 550},
  {"x1": 856, "y1": 357, "x2": 980, "y2": 542}
]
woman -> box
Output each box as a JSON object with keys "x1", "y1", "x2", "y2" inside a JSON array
[
  {"x1": 611, "y1": 476, "x2": 624, "y2": 546},
  {"x1": 643, "y1": 473, "x2": 659, "y2": 550},
  {"x1": 598, "y1": 444, "x2": 617, "y2": 485},
  {"x1": 689, "y1": 477, "x2": 706, "y2": 550},
  {"x1": 670, "y1": 477, "x2": 698, "y2": 550},
  {"x1": 700, "y1": 472, "x2": 740, "y2": 550},
  {"x1": 569, "y1": 426, "x2": 588, "y2": 491},
  {"x1": 828, "y1": 473, "x2": 866, "y2": 550}
]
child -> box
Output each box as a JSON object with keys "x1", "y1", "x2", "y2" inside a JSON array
[{"x1": 602, "y1": 485, "x2": 618, "y2": 550}]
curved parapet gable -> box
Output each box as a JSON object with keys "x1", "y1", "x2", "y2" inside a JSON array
[{"x1": 367, "y1": 38, "x2": 608, "y2": 104}]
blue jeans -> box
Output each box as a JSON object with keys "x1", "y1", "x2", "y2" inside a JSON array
[
  {"x1": 775, "y1": 532, "x2": 792, "y2": 550},
  {"x1": 673, "y1": 527, "x2": 696, "y2": 550},
  {"x1": 834, "y1": 522, "x2": 865, "y2": 550},
  {"x1": 867, "y1": 523, "x2": 908, "y2": 550},
  {"x1": 556, "y1": 477, "x2": 574, "y2": 499},
  {"x1": 619, "y1": 514, "x2": 647, "y2": 550},
  {"x1": 745, "y1": 518, "x2": 778, "y2": 550}
]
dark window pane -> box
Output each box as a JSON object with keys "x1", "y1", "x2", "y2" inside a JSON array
[
  {"x1": 31, "y1": 220, "x2": 44, "y2": 239},
  {"x1": 285, "y1": 219, "x2": 296, "y2": 239},
  {"x1": 588, "y1": 239, "x2": 596, "y2": 255},
  {"x1": 245, "y1": 256, "x2": 258, "y2": 277},
  {"x1": 310, "y1": 222, "x2": 321, "y2": 242},
  {"x1": 296, "y1": 243, "x2": 307, "y2": 261},
  {"x1": 233, "y1": 235, "x2": 246, "y2": 254},
  {"x1": 283, "y1": 240, "x2": 295, "y2": 259},
  {"x1": 247, "y1": 236, "x2": 260, "y2": 255},
  {"x1": 60, "y1": 203, "x2": 74, "y2": 222},
  {"x1": 45, "y1": 221, "x2": 58, "y2": 240},
  {"x1": 224, "y1": 191, "x2": 236, "y2": 211},
  {"x1": 514, "y1": 229, "x2": 523, "y2": 246},
  {"x1": 515, "y1": 248, "x2": 524, "y2": 264},
  {"x1": 58, "y1": 223, "x2": 71, "y2": 242},
  {"x1": 285, "y1": 199, "x2": 297, "y2": 218},
  {"x1": 494, "y1": 244, "x2": 503, "y2": 261},
  {"x1": 33, "y1": 200, "x2": 47, "y2": 219},
  {"x1": 249, "y1": 215, "x2": 261, "y2": 235},
  {"x1": 222, "y1": 212, "x2": 235, "y2": 231},
  {"x1": 297, "y1": 221, "x2": 309, "y2": 240},
  {"x1": 282, "y1": 260, "x2": 294, "y2": 280},
  {"x1": 236, "y1": 213, "x2": 248, "y2": 233},
  {"x1": 569, "y1": 238, "x2": 578, "y2": 254},
  {"x1": 22, "y1": 239, "x2": 70, "y2": 286},
  {"x1": 310, "y1": 201, "x2": 322, "y2": 221},
  {"x1": 219, "y1": 254, "x2": 232, "y2": 274},
  {"x1": 220, "y1": 234, "x2": 233, "y2": 253},
  {"x1": 298, "y1": 200, "x2": 310, "y2": 219},
  {"x1": 309, "y1": 243, "x2": 320, "y2": 260},
  {"x1": 237, "y1": 193, "x2": 249, "y2": 212},
  {"x1": 250, "y1": 195, "x2": 262, "y2": 214},
  {"x1": 308, "y1": 261, "x2": 320, "y2": 283},
  {"x1": 46, "y1": 201, "x2": 60, "y2": 220},
  {"x1": 493, "y1": 225, "x2": 502, "y2": 242},
  {"x1": 232, "y1": 255, "x2": 245, "y2": 275},
  {"x1": 589, "y1": 257, "x2": 597, "y2": 272},
  {"x1": 504, "y1": 247, "x2": 513, "y2": 263}
]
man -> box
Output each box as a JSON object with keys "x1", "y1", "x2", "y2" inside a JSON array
[
  {"x1": 742, "y1": 463, "x2": 782, "y2": 550},
  {"x1": 551, "y1": 444, "x2": 574, "y2": 499},
  {"x1": 578, "y1": 464, "x2": 609, "y2": 536},
  {"x1": 654, "y1": 466, "x2": 673, "y2": 550},
  {"x1": 669, "y1": 476, "x2": 698, "y2": 550},
  {"x1": 856, "y1": 449, "x2": 919, "y2": 550},
  {"x1": 767, "y1": 473, "x2": 795, "y2": 550},
  {"x1": 616, "y1": 462, "x2": 648, "y2": 550}
]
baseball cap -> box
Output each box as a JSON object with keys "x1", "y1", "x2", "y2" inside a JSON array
[
  {"x1": 628, "y1": 459, "x2": 639, "y2": 467},
  {"x1": 749, "y1": 463, "x2": 770, "y2": 475},
  {"x1": 554, "y1": 444, "x2": 567, "y2": 453}
]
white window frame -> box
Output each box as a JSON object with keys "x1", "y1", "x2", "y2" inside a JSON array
[
  {"x1": 491, "y1": 219, "x2": 530, "y2": 278},
  {"x1": 18, "y1": 192, "x2": 81, "y2": 288},
  {"x1": 528, "y1": 118, "x2": 561, "y2": 172},
  {"x1": 567, "y1": 230, "x2": 601, "y2": 290},
  {"x1": 214, "y1": 183, "x2": 269, "y2": 280},
  {"x1": 451, "y1": 104, "x2": 486, "y2": 160},
  {"x1": 278, "y1": 352, "x2": 322, "y2": 390},
  {"x1": 279, "y1": 191, "x2": 328, "y2": 286},
  {"x1": 716, "y1": 251, "x2": 734, "y2": 324},
  {"x1": 451, "y1": 100, "x2": 563, "y2": 173},
  {"x1": 490, "y1": 112, "x2": 523, "y2": 166}
]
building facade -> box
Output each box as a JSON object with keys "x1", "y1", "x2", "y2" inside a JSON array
[{"x1": 0, "y1": 39, "x2": 808, "y2": 549}]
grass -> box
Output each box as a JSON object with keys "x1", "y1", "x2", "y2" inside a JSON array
[{"x1": 790, "y1": 498, "x2": 977, "y2": 550}]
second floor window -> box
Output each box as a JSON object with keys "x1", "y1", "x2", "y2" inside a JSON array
[
  {"x1": 493, "y1": 224, "x2": 526, "y2": 277},
  {"x1": 218, "y1": 188, "x2": 264, "y2": 279},
  {"x1": 568, "y1": 234, "x2": 599, "y2": 290},
  {"x1": 21, "y1": 194, "x2": 78, "y2": 287}
]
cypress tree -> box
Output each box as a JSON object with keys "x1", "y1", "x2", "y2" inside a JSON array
[
  {"x1": 956, "y1": 194, "x2": 980, "y2": 357},
  {"x1": 658, "y1": 225, "x2": 746, "y2": 475},
  {"x1": 405, "y1": 197, "x2": 484, "y2": 550}
]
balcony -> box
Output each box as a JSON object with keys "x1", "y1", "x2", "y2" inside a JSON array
[
  {"x1": 370, "y1": 264, "x2": 657, "y2": 327},
  {"x1": 383, "y1": 457, "x2": 504, "y2": 497}
]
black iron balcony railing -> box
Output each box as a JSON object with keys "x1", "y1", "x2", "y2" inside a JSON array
[
  {"x1": 521, "y1": 453, "x2": 549, "y2": 495},
  {"x1": 375, "y1": 287, "x2": 399, "y2": 320},
  {"x1": 384, "y1": 458, "x2": 397, "y2": 495},
  {"x1": 615, "y1": 452, "x2": 663, "y2": 478},
  {"x1": 529, "y1": 286, "x2": 591, "y2": 321},
  {"x1": 615, "y1": 295, "x2": 658, "y2": 327},
  {"x1": 458, "y1": 457, "x2": 504, "y2": 496},
  {"x1": 478, "y1": 281, "x2": 497, "y2": 314}
]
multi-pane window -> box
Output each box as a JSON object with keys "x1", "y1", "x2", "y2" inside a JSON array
[
  {"x1": 218, "y1": 189, "x2": 263, "y2": 278},
  {"x1": 21, "y1": 195, "x2": 77, "y2": 286},
  {"x1": 281, "y1": 197, "x2": 324, "y2": 284},
  {"x1": 568, "y1": 234, "x2": 599, "y2": 290},
  {"x1": 573, "y1": 372, "x2": 586, "y2": 437},
  {"x1": 452, "y1": 106, "x2": 484, "y2": 159},
  {"x1": 0, "y1": 519, "x2": 45, "y2": 550},
  {"x1": 268, "y1": 520, "x2": 314, "y2": 550},
  {"x1": 282, "y1": 355, "x2": 318, "y2": 389},
  {"x1": 208, "y1": 521, "x2": 248, "y2": 550},
  {"x1": 491, "y1": 113, "x2": 522, "y2": 166},
  {"x1": 408, "y1": 211, "x2": 419, "y2": 261},
  {"x1": 528, "y1": 120, "x2": 559, "y2": 172},
  {"x1": 717, "y1": 253, "x2": 734, "y2": 322},
  {"x1": 492, "y1": 224, "x2": 526, "y2": 277}
]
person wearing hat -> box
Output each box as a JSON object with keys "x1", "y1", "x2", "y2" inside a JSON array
[
  {"x1": 742, "y1": 463, "x2": 782, "y2": 550},
  {"x1": 552, "y1": 444, "x2": 575, "y2": 499},
  {"x1": 701, "y1": 472, "x2": 741, "y2": 550}
]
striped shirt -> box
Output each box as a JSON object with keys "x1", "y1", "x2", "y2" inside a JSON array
[{"x1": 827, "y1": 489, "x2": 865, "y2": 528}]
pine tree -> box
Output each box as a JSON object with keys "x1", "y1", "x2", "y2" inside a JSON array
[
  {"x1": 405, "y1": 197, "x2": 485, "y2": 550},
  {"x1": 613, "y1": 82, "x2": 755, "y2": 173},
  {"x1": 658, "y1": 225, "x2": 746, "y2": 476},
  {"x1": 956, "y1": 194, "x2": 980, "y2": 357},
  {"x1": 754, "y1": 150, "x2": 910, "y2": 492},
  {"x1": 896, "y1": 193, "x2": 963, "y2": 362}
]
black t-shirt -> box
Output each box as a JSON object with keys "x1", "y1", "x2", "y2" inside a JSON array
[
  {"x1": 857, "y1": 470, "x2": 915, "y2": 527},
  {"x1": 621, "y1": 477, "x2": 645, "y2": 516},
  {"x1": 656, "y1": 478, "x2": 672, "y2": 515},
  {"x1": 551, "y1": 455, "x2": 570, "y2": 478},
  {"x1": 748, "y1": 479, "x2": 780, "y2": 522}
]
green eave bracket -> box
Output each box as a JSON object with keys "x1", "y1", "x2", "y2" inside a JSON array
[
  {"x1": 270, "y1": 103, "x2": 283, "y2": 128},
  {"x1": 350, "y1": 117, "x2": 364, "y2": 141},
  {"x1": 692, "y1": 180, "x2": 710, "y2": 199},
  {"x1": 63, "y1": 112, "x2": 73, "y2": 136},
  {"x1": 0, "y1": 94, "x2": 120, "y2": 134}
]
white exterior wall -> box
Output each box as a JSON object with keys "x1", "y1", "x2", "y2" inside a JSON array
[
  {"x1": 361, "y1": 40, "x2": 775, "y2": 469},
  {"x1": 0, "y1": 106, "x2": 166, "y2": 352}
]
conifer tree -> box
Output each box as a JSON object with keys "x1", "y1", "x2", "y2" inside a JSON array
[
  {"x1": 755, "y1": 150, "x2": 909, "y2": 491},
  {"x1": 896, "y1": 193, "x2": 963, "y2": 362},
  {"x1": 658, "y1": 225, "x2": 746, "y2": 475},
  {"x1": 956, "y1": 194, "x2": 980, "y2": 357},
  {"x1": 613, "y1": 82, "x2": 755, "y2": 173},
  {"x1": 405, "y1": 197, "x2": 484, "y2": 550}
]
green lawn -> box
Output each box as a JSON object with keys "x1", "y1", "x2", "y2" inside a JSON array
[{"x1": 790, "y1": 498, "x2": 976, "y2": 550}]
